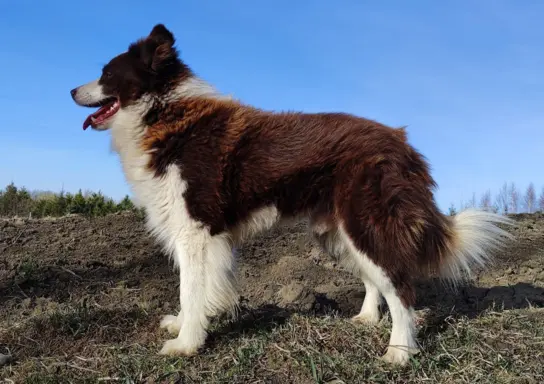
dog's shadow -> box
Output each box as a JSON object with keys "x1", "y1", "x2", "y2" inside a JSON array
[
  {"x1": 205, "y1": 304, "x2": 293, "y2": 348},
  {"x1": 413, "y1": 279, "x2": 544, "y2": 341},
  {"x1": 203, "y1": 279, "x2": 544, "y2": 349}
]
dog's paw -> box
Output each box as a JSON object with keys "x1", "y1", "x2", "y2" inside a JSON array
[
  {"x1": 380, "y1": 346, "x2": 418, "y2": 366},
  {"x1": 159, "y1": 314, "x2": 182, "y2": 335},
  {"x1": 351, "y1": 311, "x2": 381, "y2": 325},
  {"x1": 159, "y1": 338, "x2": 199, "y2": 357}
]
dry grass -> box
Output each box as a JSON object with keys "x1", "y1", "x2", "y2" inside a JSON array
[{"x1": 2, "y1": 301, "x2": 543, "y2": 383}]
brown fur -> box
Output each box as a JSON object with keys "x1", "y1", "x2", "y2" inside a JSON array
[{"x1": 141, "y1": 96, "x2": 454, "y2": 307}]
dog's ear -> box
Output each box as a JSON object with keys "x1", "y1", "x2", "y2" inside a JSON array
[
  {"x1": 149, "y1": 24, "x2": 175, "y2": 46},
  {"x1": 140, "y1": 24, "x2": 177, "y2": 72},
  {"x1": 151, "y1": 42, "x2": 176, "y2": 71}
]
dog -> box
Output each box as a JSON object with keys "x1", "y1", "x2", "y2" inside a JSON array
[{"x1": 70, "y1": 24, "x2": 513, "y2": 365}]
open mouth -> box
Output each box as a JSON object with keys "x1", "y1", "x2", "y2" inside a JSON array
[{"x1": 82, "y1": 97, "x2": 120, "y2": 130}]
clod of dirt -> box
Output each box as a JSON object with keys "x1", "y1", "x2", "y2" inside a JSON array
[{"x1": 277, "y1": 281, "x2": 316, "y2": 311}]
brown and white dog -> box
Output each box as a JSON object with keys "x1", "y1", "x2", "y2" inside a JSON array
[{"x1": 70, "y1": 24, "x2": 512, "y2": 365}]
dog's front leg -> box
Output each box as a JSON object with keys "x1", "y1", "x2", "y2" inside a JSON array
[{"x1": 159, "y1": 233, "x2": 209, "y2": 356}]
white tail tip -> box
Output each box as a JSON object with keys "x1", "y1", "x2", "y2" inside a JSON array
[{"x1": 440, "y1": 209, "x2": 515, "y2": 285}]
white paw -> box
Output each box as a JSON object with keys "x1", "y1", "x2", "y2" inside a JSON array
[
  {"x1": 159, "y1": 339, "x2": 198, "y2": 356},
  {"x1": 380, "y1": 345, "x2": 418, "y2": 366},
  {"x1": 158, "y1": 324, "x2": 207, "y2": 357},
  {"x1": 351, "y1": 311, "x2": 381, "y2": 325},
  {"x1": 158, "y1": 338, "x2": 200, "y2": 357},
  {"x1": 159, "y1": 314, "x2": 182, "y2": 335}
]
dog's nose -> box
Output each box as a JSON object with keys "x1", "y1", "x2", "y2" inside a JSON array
[{"x1": 70, "y1": 88, "x2": 78, "y2": 98}]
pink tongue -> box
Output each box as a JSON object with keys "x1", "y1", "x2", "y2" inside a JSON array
[
  {"x1": 82, "y1": 104, "x2": 108, "y2": 130},
  {"x1": 83, "y1": 115, "x2": 93, "y2": 130}
]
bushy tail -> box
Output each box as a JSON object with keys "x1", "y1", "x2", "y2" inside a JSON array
[{"x1": 438, "y1": 209, "x2": 515, "y2": 285}]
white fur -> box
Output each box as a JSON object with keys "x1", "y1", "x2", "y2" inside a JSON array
[
  {"x1": 352, "y1": 281, "x2": 382, "y2": 325},
  {"x1": 158, "y1": 230, "x2": 238, "y2": 340},
  {"x1": 231, "y1": 206, "x2": 280, "y2": 245},
  {"x1": 72, "y1": 79, "x2": 106, "y2": 106},
  {"x1": 440, "y1": 209, "x2": 514, "y2": 285},
  {"x1": 165, "y1": 77, "x2": 232, "y2": 103},
  {"x1": 310, "y1": 223, "x2": 347, "y2": 261}
]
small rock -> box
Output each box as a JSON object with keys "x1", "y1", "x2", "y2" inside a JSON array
[
  {"x1": 277, "y1": 281, "x2": 315, "y2": 311},
  {"x1": 278, "y1": 282, "x2": 306, "y2": 304}
]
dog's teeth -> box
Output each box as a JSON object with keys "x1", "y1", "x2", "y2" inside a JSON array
[{"x1": 91, "y1": 117, "x2": 96, "y2": 122}]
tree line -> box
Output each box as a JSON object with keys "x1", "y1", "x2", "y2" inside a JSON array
[
  {"x1": 1, "y1": 181, "x2": 543, "y2": 219},
  {"x1": 0, "y1": 183, "x2": 143, "y2": 218},
  {"x1": 448, "y1": 182, "x2": 544, "y2": 216}
]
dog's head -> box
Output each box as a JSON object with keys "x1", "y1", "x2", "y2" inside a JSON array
[{"x1": 70, "y1": 24, "x2": 190, "y2": 130}]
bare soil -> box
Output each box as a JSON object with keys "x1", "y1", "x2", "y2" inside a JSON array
[{"x1": 1, "y1": 212, "x2": 543, "y2": 383}]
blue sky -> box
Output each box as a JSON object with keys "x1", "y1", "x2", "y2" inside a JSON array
[{"x1": 1, "y1": 0, "x2": 542, "y2": 211}]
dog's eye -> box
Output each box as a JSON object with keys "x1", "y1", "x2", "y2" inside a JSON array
[{"x1": 104, "y1": 71, "x2": 113, "y2": 79}]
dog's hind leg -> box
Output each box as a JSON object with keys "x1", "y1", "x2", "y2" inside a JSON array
[
  {"x1": 351, "y1": 279, "x2": 382, "y2": 325},
  {"x1": 311, "y1": 218, "x2": 382, "y2": 325}
]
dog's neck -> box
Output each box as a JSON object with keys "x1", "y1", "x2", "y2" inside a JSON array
[
  {"x1": 165, "y1": 76, "x2": 227, "y2": 102},
  {"x1": 108, "y1": 76, "x2": 232, "y2": 179}
]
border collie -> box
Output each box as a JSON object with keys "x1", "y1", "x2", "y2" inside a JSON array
[{"x1": 70, "y1": 24, "x2": 512, "y2": 365}]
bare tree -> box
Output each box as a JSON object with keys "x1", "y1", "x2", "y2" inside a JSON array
[
  {"x1": 480, "y1": 190, "x2": 492, "y2": 211},
  {"x1": 469, "y1": 192, "x2": 476, "y2": 209},
  {"x1": 539, "y1": 187, "x2": 544, "y2": 212},
  {"x1": 524, "y1": 183, "x2": 536, "y2": 213},
  {"x1": 496, "y1": 182, "x2": 509, "y2": 214},
  {"x1": 508, "y1": 182, "x2": 519, "y2": 214}
]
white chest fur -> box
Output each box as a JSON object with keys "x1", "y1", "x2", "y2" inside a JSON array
[{"x1": 110, "y1": 108, "x2": 202, "y2": 258}]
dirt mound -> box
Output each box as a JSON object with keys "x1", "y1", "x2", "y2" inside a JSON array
[{"x1": 1, "y1": 212, "x2": 543, "y2": 382}]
